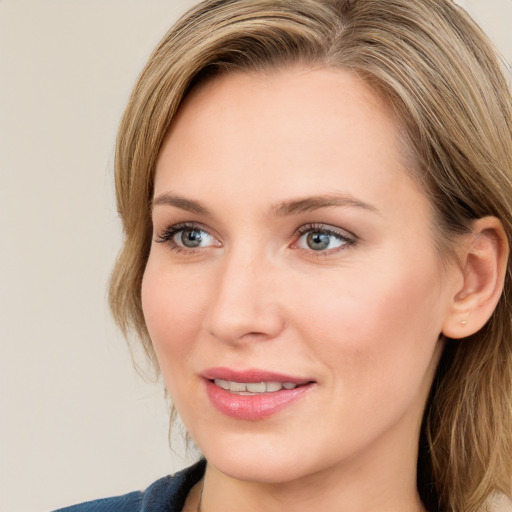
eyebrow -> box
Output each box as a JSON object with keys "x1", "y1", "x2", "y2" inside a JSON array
[
  {"x1": 151, "y1": 193, "x2": 210, "y2": 214},
  {"x1": 151, "y1": 192, "x2": 379, "y2": 217},
  {"x1": 273, "y1": 194, "x2": 379, "y2": 216}
]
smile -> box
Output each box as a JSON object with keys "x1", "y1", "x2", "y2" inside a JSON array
[{"x1": 202, "y1": 368, "x2": 315, "y2": 420}]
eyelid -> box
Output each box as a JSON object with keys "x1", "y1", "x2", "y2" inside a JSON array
[{"x1": 295, "y1": 223, "x2": 355, "y2": 238}]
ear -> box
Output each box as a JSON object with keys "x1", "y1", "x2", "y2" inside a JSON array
[{"x1": 442, "y1": 216, "x2": 509, "y2": 339}]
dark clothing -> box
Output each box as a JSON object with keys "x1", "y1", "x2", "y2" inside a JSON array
[{"x1": 53, "y1": 459, "x2": 206, "y2": 512}]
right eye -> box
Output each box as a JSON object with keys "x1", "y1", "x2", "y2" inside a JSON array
[{"x1": 155, "y1": 223, "x2": 219, "y2": 251}]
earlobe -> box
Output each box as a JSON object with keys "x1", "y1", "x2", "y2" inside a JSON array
[{"x1": 442, "y1": 217, "x2": 509, "y2": 339}]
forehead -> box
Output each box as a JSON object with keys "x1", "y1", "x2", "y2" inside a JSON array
[
  {"x1": 154, "y1": 66, "x2": 427, "y2": 220},
  {"x1": 164, "y1": 66, "x2": 396, "y2": 151}
]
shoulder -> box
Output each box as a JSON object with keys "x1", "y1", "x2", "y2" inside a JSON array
[
  {"x1": 52, "y1": 459, "x2": 206, "y2": 512},
  {"x1": 52, "y1": 491, "x2": 143, "y2": 512}
]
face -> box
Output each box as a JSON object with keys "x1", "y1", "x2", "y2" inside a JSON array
[{"x1": 142, "y1": 67, "x2": 457, "y2": 485}]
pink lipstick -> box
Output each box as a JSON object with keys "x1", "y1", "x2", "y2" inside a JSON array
[{"x1": 202, "y1": 367, "x2": 315, "y2": 421}]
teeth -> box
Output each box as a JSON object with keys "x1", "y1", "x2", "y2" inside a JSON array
[
  {"x1": 213, "y1": 379, "x2": 298, "y2": 394},
  {"x1": 266, "y1": 381, "x2": 282, "y2": 392},
  {"x1": 229, "y1": 381, "x2": 246, "y2": 392},
  {"x1": 215, "y1": 379, "x2": 230, "y2": 390},
  {"x1": 246, "y1": 382, "x2": 267, "y2": 393}
]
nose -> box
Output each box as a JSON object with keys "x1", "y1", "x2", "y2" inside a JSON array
[{"x1": 204, "y1": 248, "x2": 286, "y2": 345}]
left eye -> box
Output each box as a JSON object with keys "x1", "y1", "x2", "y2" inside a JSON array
[{"x1": 296, "y1": 228, "x2": 351, "y2": 252}]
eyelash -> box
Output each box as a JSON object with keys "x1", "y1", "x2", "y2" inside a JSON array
[
  {"x1": 154, "y1": 222, "x2": 356, "y2": 255},
  {"x1": 155, "y1": 222, "x2": 211, "y2": 254}
]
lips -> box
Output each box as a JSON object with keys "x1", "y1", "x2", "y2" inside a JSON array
[{"x1": 202, "y1": 367, "x2": 315, "y2": 420}]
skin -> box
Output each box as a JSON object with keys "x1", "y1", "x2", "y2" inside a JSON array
[{"x1": 142, "y1": 67, "x2": 465, "y2": 512}]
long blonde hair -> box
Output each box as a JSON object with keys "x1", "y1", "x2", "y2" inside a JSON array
[{"x1": 109, "y1": 1, "x2": 512, "y2": 510}]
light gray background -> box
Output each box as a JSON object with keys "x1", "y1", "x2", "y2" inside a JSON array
[{"x1": 1, "y1": 1, "x2": 511, "y2": 511}]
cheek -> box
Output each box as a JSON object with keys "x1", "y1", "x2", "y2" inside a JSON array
[
  {"x1": 293, "y1": 257, "x2": 444, "y2": 389},
  {"x1": 141, "y1": 257, "x2": 209, "y2": 369}
]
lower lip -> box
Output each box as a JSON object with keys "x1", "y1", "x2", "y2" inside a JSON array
[{"x1": 205, "y1": 380, "x2": 313, "y2": 420}]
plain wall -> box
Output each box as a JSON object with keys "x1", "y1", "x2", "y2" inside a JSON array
[{"x1": 1, "y1": 1, "x2": 511, "y2": 511}]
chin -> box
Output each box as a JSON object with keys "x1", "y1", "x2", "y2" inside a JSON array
[
  {"x1": 192, "y1": 425, "x2": 337, "y2": 485},
  {"x1": 207, "y1": 451, "x2": 310, "y2": 484}
]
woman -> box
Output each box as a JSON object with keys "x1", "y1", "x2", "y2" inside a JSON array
[{"x1": 56, "y1": 0, "x2": 512, "y2": 511}]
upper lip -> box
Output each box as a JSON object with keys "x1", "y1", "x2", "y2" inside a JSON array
[{"x1": 201, "y1": 367, "x2": 314, "y2": 385}]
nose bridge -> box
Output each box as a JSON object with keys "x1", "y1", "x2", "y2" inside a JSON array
[{"x1": 205, "y1": 243, "x2": 284, "y2": 344}]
